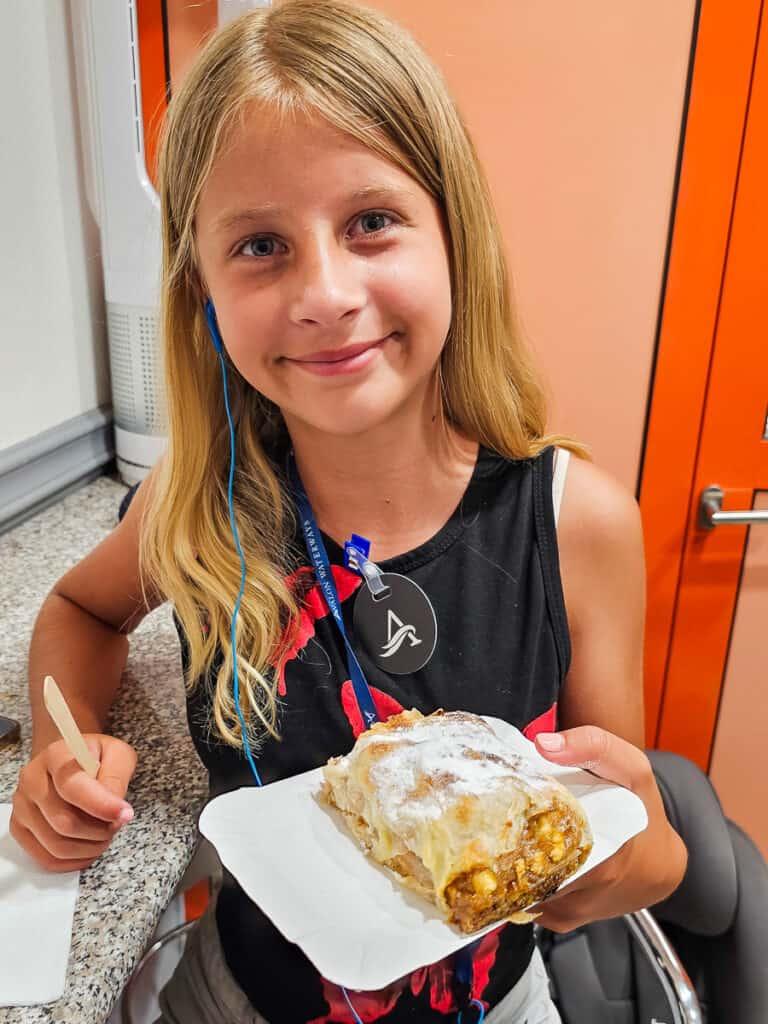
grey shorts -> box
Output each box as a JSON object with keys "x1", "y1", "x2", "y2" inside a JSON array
[{"x1": 153, "y1": 895, "x2": 561, "y2": 1024}]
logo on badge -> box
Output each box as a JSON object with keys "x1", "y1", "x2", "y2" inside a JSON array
[
  {"x1": 354, "y1": 571, "x2": 437, "y2": 673},
  {"x1": 380, "y1": 609, "x2": 422, "y2": 659}
]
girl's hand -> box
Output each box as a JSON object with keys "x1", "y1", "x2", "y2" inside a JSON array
[
  {"x1": 531, "y1": 725, "x2": 687, "y2": 933},
  {"x1": 9, "y1": 735, "x2": 137, "y2": 873}
]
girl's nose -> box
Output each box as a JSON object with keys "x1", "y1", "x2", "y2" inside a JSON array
[{"x1": 287, "y1": 233, "x2": 367, "y2": 328}]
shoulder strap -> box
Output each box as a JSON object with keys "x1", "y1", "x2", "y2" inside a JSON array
[
  {"x1": 532, "y1": 447, "x2": 572, "y2": 682},
  {"x1": 552, "y1": 447, "x2": 570, "y2": 526}
]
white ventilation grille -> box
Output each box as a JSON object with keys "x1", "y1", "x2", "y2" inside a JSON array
[
  {"x1": 138, "y1": 312, "x2": 165, "y2": 433},
  {"x1": 107, "y1": 302, "x2": 166, "y2": 435},
  {"x1": 106, "y1": 307, "x2": 137, "y2": 429}
]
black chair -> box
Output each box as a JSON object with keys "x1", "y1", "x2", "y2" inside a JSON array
[{"x1": 539, "y1": 750, "x2": 768, "y2": 1024}]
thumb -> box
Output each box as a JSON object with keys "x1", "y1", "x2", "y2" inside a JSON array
[
  {"x1": 92, "y1": 737, "x2": 138, "y2": 804},
  {"x1": 534, "y1": 725, "x2": 650, "y2": 792},
  {"x1": 85, "y1": 737, "x2": 104, "y2": 764}
]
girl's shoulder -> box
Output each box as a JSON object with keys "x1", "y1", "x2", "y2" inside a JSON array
[{"x1": 556, "y1": 453, "x2": 642, "y2": 557}]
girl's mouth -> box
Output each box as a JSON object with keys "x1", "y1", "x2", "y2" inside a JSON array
[{"x1": 285, "y1": 334, "x2": 396, "y2": 377}]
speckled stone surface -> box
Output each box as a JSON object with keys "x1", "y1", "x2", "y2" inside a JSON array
[{"x1": 0, "y1": 475, "x2": 209, "y2": 1024}]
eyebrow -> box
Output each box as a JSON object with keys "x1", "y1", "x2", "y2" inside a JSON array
[{"x1": 212, "y1": 185, "x2": 418, "y2": 234}]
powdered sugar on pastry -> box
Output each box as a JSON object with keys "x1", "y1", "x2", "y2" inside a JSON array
[{"x1": 351, "y1": 713, "x2": 551, "y2": 822}]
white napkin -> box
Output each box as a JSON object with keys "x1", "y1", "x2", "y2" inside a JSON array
[{"x1": 0, "y1": 804, "x2": 79, "y2": 1007}]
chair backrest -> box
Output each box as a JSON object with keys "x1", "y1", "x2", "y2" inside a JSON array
[
  {"x1": 540, "y1": 919, "x2": 674, "y2": 1023},
  {"x1": 650, "y1": 751, "x2": 768, "y2": 1024},
  {"x1": 706, "y1": 821, "x2": 768, "y2": 1024},
  {"x1": 648, "y1": 751, "x2": 738, "y2": 937}
]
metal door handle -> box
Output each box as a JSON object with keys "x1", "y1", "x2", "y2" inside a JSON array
[{"x1": 698, "y1": 485, "x2": 768, "y2": 529}]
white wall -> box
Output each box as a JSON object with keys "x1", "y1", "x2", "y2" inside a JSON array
[{"x1": 0, "y1": 0, "x2": 109, "y2": 451}]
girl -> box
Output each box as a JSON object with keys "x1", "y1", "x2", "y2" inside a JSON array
[{"x1": 10, "y1": 2, "x2": 686, "y2": 1022}]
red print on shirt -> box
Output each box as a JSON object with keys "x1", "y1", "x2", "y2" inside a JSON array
[
  {"x1": 522, "y1": 701, "x2": 557, "y2": 741},
  {"x1": 340, "y1": 680, "x2": 405, "y2": 737},
  {"x1": 308, "y1": 929, "x2": 501, "y2": 1023},
  {"x1": 274, "y1": 565, "x2": 362, "y2": 695}
]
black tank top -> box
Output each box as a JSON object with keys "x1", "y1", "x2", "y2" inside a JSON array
[{"x1": 178, "y1": 444, "x2": 570, "y2": 1023}]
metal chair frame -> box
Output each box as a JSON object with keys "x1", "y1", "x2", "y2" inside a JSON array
[
  {"x1": 120, "y1": 918, "x2": 197, "y2": 1024},
  {"x1": 624, "y1": 908, "x2": 703, "y2": 1024}
]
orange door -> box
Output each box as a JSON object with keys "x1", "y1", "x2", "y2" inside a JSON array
[{"x1": 642, "y1": 3, "x2": 768, "y2": 778}]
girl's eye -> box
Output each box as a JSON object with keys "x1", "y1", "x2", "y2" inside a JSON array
[
  {"x1": 237, "y1": 234, "x2": 282, "y2": 258},
  {"x1": 354, "y1": 211, "x2": 394, "y2": 237},
  {"x1": 234, "y1": 209, "x2": 397, "y2": 260}
]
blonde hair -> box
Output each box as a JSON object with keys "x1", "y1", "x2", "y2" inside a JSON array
[{"x1": 141, "y1": 0, "x2": 589, "y2": 752}]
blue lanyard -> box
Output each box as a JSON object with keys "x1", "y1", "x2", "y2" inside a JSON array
[
  {"x1": 289, "y1": 455, "x2": 481, "y2": 1021},
  {"x1": 289, "y1": 456, "x2": 380, "y2": 730}
]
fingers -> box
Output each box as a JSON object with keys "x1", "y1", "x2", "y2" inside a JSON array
[
  {"x1": 34, "y1": 784, "x2": 123, "y2": 841},
  {"x1": 10, "y1": 736, "x2": 138, "y2": 873},
  {"x1": 534, "y1": 725, "x2": 652, "y2": 792},
  {"x1": 534, "y1": 898, "x2": 588, "y2": 934},
  {"x1": 11, "y1": 789, "x2": 119, "y2": 862},
  {"x1": 9, "y1": 815, "x2": 105, "y2": 874},
  {"x1": 46, "y1": 739, "x2": 135, "y2": 823}
]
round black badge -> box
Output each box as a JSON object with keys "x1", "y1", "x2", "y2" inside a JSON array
[{"x1": 353, "y1": 573, "x2": 437, "y2": 674}]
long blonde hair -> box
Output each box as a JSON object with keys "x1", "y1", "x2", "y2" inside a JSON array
[{"x1": 140, "y1": 0, "x2": 589, "y2": 753}]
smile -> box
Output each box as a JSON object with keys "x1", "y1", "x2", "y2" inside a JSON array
[{"x1": 284, "y1": 334, "x2": 396, "y2": 377}]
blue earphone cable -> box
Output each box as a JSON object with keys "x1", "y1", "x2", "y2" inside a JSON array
[
  {"x1": 217, "y1": 347, "x2": 263, "y2": 788},
  {"x1": 457, "y1": 1000, "x2": 486, "y2": 1023},
  {"x1": 342, "y1": 987, "x2": 364, "y2": 1024}
]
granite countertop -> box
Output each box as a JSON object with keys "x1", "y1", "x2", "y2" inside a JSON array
[{"x1": 0, "y1": 476, "x2": 209, "y2": 1024}]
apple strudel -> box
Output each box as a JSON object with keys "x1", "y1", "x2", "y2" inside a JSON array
[{"x1": 321, "y1": 708, "x2": 593, "y2": 933}]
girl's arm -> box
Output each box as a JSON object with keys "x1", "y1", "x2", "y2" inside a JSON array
[
  {"x1": 555, "y1": 455, "x2": 646, "y2": 744},
  {"x1": 530, "y1": 456, "x2": 687, "y2": 931},
  {"x1": 29, "y1": 473, "x2": 161, "y2": 750},
  {"x1": 11, "y1": 474, "x2": 163, "y2": 871}
]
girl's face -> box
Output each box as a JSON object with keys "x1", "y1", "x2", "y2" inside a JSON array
[{"x1": 194, "y1": 106, "x2": 453, "y2": 439}]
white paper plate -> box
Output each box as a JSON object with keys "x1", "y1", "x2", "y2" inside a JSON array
[{"x1": 199, "y1": 717, "x2": 648, "y2": 990}]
